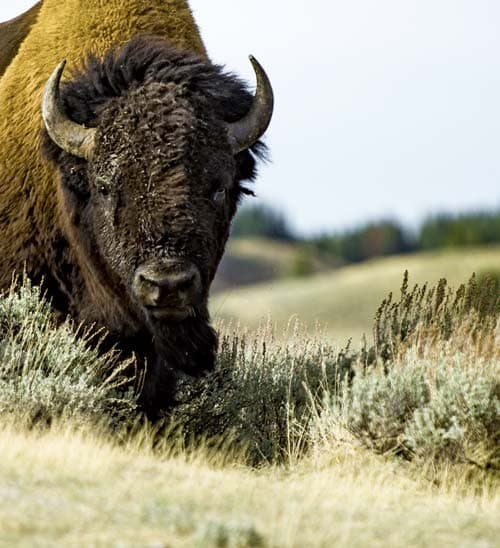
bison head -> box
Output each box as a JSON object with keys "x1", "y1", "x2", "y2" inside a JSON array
[
  {"x1": 41, "y1": 37, "x2": 272, "y2": 341},
  {"x1": 39, "y1": 37, "x2": 273, "y2": 414}
]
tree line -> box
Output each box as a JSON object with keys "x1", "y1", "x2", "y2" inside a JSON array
[{"x1": 232, "y1": 205, "x2": 500, "y2": 264}]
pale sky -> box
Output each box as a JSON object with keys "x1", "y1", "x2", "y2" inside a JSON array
[{"x1": 2, "y1": 1, "x2": 500, "y2": 234}]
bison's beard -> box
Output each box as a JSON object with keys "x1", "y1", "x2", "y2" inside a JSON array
[
  {"x1": 137, "y1": 309, "x2": 217, "y2": 419},
  {"x1": 77, "y1": 272, "x2": 217, "y2": 418},
  {"x1": 150, "y1": 312, "x2": 217, "y2": 375}
]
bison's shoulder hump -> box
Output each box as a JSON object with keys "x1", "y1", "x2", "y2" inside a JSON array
[{"x1": 0, "y1": 1, "x2": 43, "y2": 79}]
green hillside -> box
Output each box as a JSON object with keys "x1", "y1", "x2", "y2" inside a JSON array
[{"x1": 211, "y1": 245, "x2": 500, "y2": 344}]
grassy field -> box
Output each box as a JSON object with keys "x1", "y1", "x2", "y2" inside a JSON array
[
  {"x1": 212, "y1": 245, "x2": 500, "y2": 344},
  {"x1": 0, "y1": 259, "x2": 498, "y2": 547},
  {"x1": 1, "y1": 422, "x2": 499, "y2": 547}
]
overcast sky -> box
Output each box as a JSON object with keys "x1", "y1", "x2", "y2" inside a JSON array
[{"x1": 2, "y1": 1, "x2": 500, "y2": 234}]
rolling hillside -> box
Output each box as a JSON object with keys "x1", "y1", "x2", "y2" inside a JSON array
[
  {"x1": 211, "y1": 237, "x2": 340, "y2": 292},
  {"x1": 211, "y1": 245, "x2": 500, "y2": 344}
]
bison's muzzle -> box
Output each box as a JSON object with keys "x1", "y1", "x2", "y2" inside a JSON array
[{"x1": 132, "y1": 259, "x2": 201, "y2": 321}]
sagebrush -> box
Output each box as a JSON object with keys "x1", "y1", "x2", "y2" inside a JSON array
[
  {"x1": 0, "y1": 279, "x2": 137, "y2": 428},
  {"x1": 0, "y1": 273, "x2": 498, "y2": 471},
  {"x1": 325, "y1": 272, "x2": 500, "y2": 468}
]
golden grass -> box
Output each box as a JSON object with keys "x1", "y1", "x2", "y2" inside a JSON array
[
  {"x1": 0, "y1": 421, "x2": 498, "y2": 547},
  {"x1": 212, "y1": 245, "x2": 500, "y2": 344}
]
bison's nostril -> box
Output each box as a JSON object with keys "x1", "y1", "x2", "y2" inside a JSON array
[
  {"x1": 133, "y1": 260, "x2": 201, "y2": 308},
  {"x1": 175, "y1": 272, "x2": 196, "y2": 292}
]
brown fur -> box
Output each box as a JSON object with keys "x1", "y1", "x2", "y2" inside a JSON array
[
  {"x1": 0, "y1": 2, "x2": 42, "y2": 78},
  {"x1": 0, "y1": 0, "x2": 206, "y2": 294},
  {"x1": 0, "y1": 3, "x2": 266, "y2": 418}
]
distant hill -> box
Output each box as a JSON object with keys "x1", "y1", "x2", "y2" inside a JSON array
[
  {"x1": 211, "y1": 245, "x2": 500, "y2": 345},
  {"x1": 211, "y1": 237, "x2": 340, "y2": 292}
]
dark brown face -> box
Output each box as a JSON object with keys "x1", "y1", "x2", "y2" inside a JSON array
[
  {"x1": 70, "y1": 81, "x2": 240, "y2": 323},
  {"x1": 42, "y1": 38, "x2": 273, "y2": 336}
]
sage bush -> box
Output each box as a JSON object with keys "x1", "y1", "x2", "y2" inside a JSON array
[{"x1": 0, "y1": 273, "x2": 498, "y2": 471}]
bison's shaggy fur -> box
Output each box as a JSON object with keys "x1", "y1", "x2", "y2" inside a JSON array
[
  {"x1": 41, "y1": 36, "x2": 265, "y2": 416},
  {"x1": 0, "y1": 0, "x2": 265, "y2": 417},
  {"x1": 0, "y1": 3, "x2": 269, "y2": 418},
  {"x1": 0, "y1": 0, "x2": 206, "y2": 293},
  {"x1": 0, "y1": 2, "x2": 42, "y2": 78}
]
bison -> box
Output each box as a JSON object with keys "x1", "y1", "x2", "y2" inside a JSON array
[{"x1": 0, "y1": 3, "x2": 273, "y2": 417}]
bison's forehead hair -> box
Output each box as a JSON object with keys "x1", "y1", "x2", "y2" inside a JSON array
[
  {"x1": 98, "y1": 81, "x2": 198, "y2": 172},
  {"x1": 94, "y1": 78, "x2": 234, "y2": 198},
  {"x1": 42, "y1": 34, "x2": 267, "y2": 186}
]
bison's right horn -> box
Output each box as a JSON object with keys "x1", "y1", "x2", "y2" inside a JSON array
[
  {"x1": 227, "y1": 56, "x2": 274, "y2": 155},
  {"x1": 42, "y1": 60, "x2": 96, "y2": 160}
]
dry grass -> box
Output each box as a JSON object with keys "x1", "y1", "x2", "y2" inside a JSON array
[{"x1": 0, "y1": 420, "x2": 498, "y2": 547}]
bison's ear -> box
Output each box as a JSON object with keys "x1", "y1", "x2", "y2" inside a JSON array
[
  {"x1": 226, "y1": 56, "x2": 274, "y2": 155},
  {"x1": 42, "y1": 61, "x2": 97, "y2": 161}
]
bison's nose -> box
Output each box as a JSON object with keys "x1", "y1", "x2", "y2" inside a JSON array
[{"x1": 133, "y1": 260, "x2": 201, "y2": 310}]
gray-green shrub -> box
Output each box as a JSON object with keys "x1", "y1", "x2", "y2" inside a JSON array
[
  {"x1": 0, "y1": 273, "x2": 498, "y2": 472},
  {"x1": 169, "y1": 323, "x2": 355, "y2": 463},
  {"x1": 0, "y1": 279, "x2": 136, "y2": 427},
  {"x1": 319, "y1": 273, "x2": 500, "y2": 468}
]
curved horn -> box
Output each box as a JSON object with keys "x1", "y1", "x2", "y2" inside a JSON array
[
  {"x1": 227, "y1": 56, "x2": 274, "y2": 155},
  {"x1": 42, "y1": 60, "x2": 96, "y2": 160}
]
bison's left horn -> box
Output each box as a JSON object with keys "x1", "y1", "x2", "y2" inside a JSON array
[
  {"x1": 42, "y1": 60, "x2": 96, "y2": 160},
  {"x1": 227, "y1": 56, "x2": 274, "y2": 155}
]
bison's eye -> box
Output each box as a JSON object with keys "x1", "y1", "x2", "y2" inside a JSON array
[
  {"x1": 95, "y1": 177, "x2": 111, "y2": 198},
  {"x1": 213, "y1": 188, "x2": 226, "y2": 206}
]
